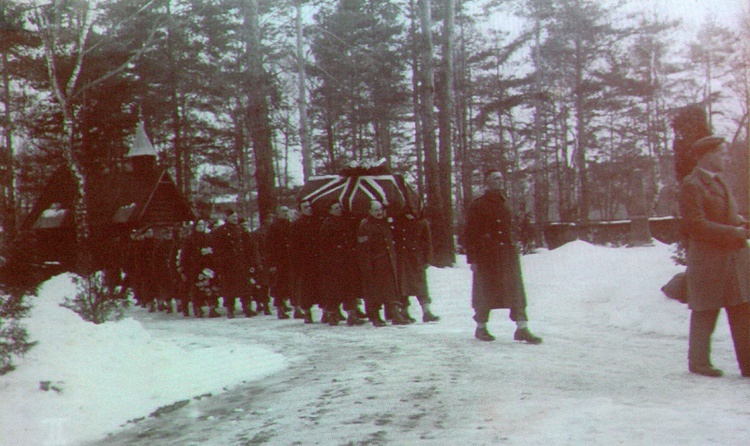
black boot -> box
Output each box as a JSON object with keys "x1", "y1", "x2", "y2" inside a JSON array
[
  {"x1": 242, "y1": 302, "x2": 257, "y2": 317},
  {"x1": 475, "y1": 327, "x2": 495, "y2": 342},
  {"x1": 514, "y1": 328, "x2": 542, "y2": 344},
  {"x1": 422, "y1": 311, "x2": 440, "y2": 323},
  {"x1": 328, "y1": 310, "x2": 342, "y2": 326},
  {"x1": 194, "y1": 307, "x2": 205, "y2": 318},
  {"x1": 390, "y1": 303, "x2": 410, "y2": 325},
  {"x1": 346, "y1": 311, "x2": 366, "y2": 326},
  {"x1": 689, "y1": 363, "x2": 723, "y2": 377}
]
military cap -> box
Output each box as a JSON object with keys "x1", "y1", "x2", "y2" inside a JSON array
[{"x1": 691, "y1": 135, "x2": 725, "y2": 160}]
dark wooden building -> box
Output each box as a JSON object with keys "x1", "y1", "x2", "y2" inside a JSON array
[{"x1": 15, "y1": 123, "x2": 194, "y2": 271}]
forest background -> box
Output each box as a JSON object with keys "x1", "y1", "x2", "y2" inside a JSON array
[{"x1": 0, "y1": 0, "x2": 749, "y2": 267}]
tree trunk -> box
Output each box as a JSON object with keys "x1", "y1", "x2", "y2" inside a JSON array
[
  {"x1": 232, "y1": 99, "x2": 250, "y2": 218},
  {"x1": 295, "y1": 0, "x2": 313, "y2": 181},
  {"x1": 243, "y1": 0, "x2": 277, "y2": 221},
  {"x1": 166, "y1": 0, "x2": 185, "y2": 196},
  {"x1": 417, "y1": 0, "x2": 444, "y2": 267},
  {"x1": 574, "y1": 37, "x2": 589, "y2": 222},
  {"x1": 37, "y1": 1, "x2": 93, "y2": 270},
  {"x1": 409, "y1": 0, "x2": 424, "y2": 198},
  {"x1": 434, "y1": 0, "x2": 456, "y2": 266},
  {"x1": 455, "y1": 2, "x2": 473, "y2": 227},
  {"x1": 531, "y1": 12, "x2": 548, "y2": 245},
  {"x1": 1, "y1": 49, "x2": 17, "y2": 243}
]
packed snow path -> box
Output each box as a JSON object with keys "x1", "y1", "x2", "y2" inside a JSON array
[{"x1": 84, "y1": 243, "x2": 750, "y2": 446}]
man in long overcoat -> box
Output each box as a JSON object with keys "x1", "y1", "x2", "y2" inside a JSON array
[
  {"x1": 357, "y1": 201, "x2": 409, "y2": 326},
  {"x1": 679, "y1": 135, "x2": 750, "y2": 378},
  {"x1": 291, "y1": 200, "x2": 322, "y2": 321},
  {"x1": 181, "y1": 219, "x2": 221, "y2": 318},
  {"x1": 465, "y1": 170, "x2": 542, "y2": 343},
  {"x1": 213, "y1": 210, "x2": 253, "y2": 318},
  {"x1": 392, "y1": 210, "x2": 440, "y2": 323},
  {"x1": 250, "y1": 214, "x2": 274, "y2": 315},
  {"x1": 318, "y1": 202, "x2": 366, "y2": 326},
  {"x1": 268, "y1": 205, "x2": 293, "y2": 319}
]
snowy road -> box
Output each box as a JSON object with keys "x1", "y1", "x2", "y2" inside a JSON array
[{"x1": 82, "y1": 245, "x2": 750, "y2": 446}]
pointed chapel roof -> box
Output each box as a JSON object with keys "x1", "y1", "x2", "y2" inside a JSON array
[{"x1": 126, "y1": 121, "x2": 157, "y2": 157}]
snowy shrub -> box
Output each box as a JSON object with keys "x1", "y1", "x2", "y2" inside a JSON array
[
  {"x1": 0, "y1": 291, "x2": 37, "y2": 375},
  {"x1": 61, "y1": 272, "x2": 131, "y2": 324}
]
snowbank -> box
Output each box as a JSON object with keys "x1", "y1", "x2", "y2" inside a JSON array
[{"x1": 0, "y1": 274, "x2": 286, "y2": 446}]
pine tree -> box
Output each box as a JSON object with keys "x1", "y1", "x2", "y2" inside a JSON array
[{"x1": 0, "y1": 287, "x2": 36, "y2": 375}]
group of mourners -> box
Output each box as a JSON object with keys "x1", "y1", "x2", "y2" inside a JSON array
[{"x1": 120, "y1": 199, "x2": 441, "y2": 327}]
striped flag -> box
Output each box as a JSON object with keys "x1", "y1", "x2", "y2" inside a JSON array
[{"x1": 299, "y1": 174, "x2": 421, "y2": 216}]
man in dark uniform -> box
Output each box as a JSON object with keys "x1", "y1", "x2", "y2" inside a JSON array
[
  {"x1": 122, "y1": 229, "x2": 144, "y2": 305},
  {"x1": 137, "y1": 227, "x2": 159, "y2": 312},
  {"x1": 319, "y1": 202, "x2": 367, "y2": 326},
  {"x1": 153, "y1": 226, "x2": 178, "y2": 313},
  {"x1": 251, "y1": 213, "x2": 274, "y2": 315},
  {"x1": 465, "y1": 170, "x2": 542, "y2": 343},
  {"x1": 291, "y1": 200, "x2": 323, "y2": 322},
  {"x1": 679, "y1": 135, "x2": 750, "y2": 378},
  {"x1": 357, "y1": 200, "x2": 409, "y2": 327},
  {"x1": 213, "y1": 210, "x2": 255, "y2": 318},
  {"x1": 268, "y1": 205, "x2": 294, "y2": 319},
  {"x1": 175, "y1": 223, "x2": 193, "y2": 317},
  {"x1": 181, "y1": 219, "x2": 220, "y2": 318},
  {"x1": 392, "y1": 209, "x2": 440, "y2": 323}
]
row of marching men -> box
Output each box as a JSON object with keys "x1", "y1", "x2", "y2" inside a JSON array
[{"x1": 120, "y1": 199, "x2": 441, "y2": 327}]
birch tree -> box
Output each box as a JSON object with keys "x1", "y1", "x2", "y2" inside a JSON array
[{"x1": 31, "y1": 0, "x2": 158, "y2": 268}]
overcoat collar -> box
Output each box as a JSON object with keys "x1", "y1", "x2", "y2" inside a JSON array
[
  {"x1": 695, "y1": 168, "x2": 727, "y2": 198},
  {"x1": 484, "y1": 189, "x2": 508, "y2": 203}
]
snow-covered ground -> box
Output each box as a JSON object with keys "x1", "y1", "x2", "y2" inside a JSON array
[{"x1": 2, "y1": 240, "x2": 749, "y2": 446}]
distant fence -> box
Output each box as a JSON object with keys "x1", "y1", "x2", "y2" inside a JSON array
[{"x1": 543, "y1": 216, "x2": 681, "y2": 250}]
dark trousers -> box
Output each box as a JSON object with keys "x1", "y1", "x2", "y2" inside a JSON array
[
  {"x1": 473, "y1": 307, "x2": 528, "y2": 324},
  {"x1": 689, "y1": 303, "x2": 750, "y2": 373}
]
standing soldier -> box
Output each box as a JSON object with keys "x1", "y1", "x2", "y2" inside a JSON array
[
  {"x1": 182, "y1": 219, "x2": 221, "y2": 318},
  {"x1": 268, "y1": 205, "x2": 294, "y2": 319},
  {"x1": 154, "y1": 226, "x2": 179, "y2": 313},
  {"x1": 291, "y1": 200, "x2": 323, "y2": 322},
  {"x1": 357, "y1": 201, "x2": 409, "y2": 326},
  {"x1": 465, "y1": 170, "x2": 542, "y2": 343},
  {"x1": 241, "y1": 218, "x2": 264, "y2": 314},
  {"x1": 137, "y1": 227, "x2": 159, "y2": 312},
  {"x1": 252, "y1": 213, "x2": 275, "y2": 315},
  {"x1": 392, "y1": 209, "x2": 440, "y2": 323},
  {"x1": 122, "y1": 229, "x2": 143, "y2": 304},
  {"x1": 175, "y1": 223, "x2": 193, "y2": 317},
  {"x1": 319, "y1": 202, "x2": 367, "y2": 326},
  {"x1": 213, "y1": 210, "x2": 255, "y2": 318}
]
